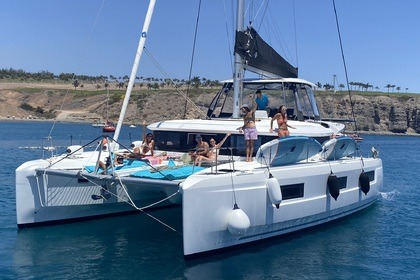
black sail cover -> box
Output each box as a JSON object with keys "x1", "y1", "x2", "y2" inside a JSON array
[{"x1": 235, "y1": 26, "x2": 298, "y2": 78}]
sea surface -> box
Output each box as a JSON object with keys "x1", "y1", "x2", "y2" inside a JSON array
[{"x1": 0, "y1": 121, "x2": 419, "y2": 279}]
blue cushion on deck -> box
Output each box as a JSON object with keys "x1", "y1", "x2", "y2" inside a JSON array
[{"x1": 130, "y1": 166, "x2": 205, "y2": 180}]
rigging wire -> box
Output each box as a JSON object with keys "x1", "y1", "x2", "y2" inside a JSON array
[
  {"x1": 143, "y1": 48, "x2": 208, "y2": 119},
  {"x1": 292, "y1": 0, "x2": 299, "y2": 69},
  {"x1": 183, "y1": 0, "x2": 202, "y2": 119},
  {"x1": 222, "y1": 0, "x2": 235, "y2": 74},
  {"x1": 252, "y1": 0, "x2": 269, "y2": 28},
  {"x1": 332, "y1": 0, "x2": 358, "y2": 133},
  {"x1": 256, "y1": 1, "x2": 298, "y2": 69},
  {"x1": 47, "y1": 0, "x2": 106, "y2": 138}
]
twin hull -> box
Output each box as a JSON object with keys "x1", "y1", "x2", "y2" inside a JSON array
[
  {"x1": 15, "y1": 159, "x2": 180, "y2": 227},
  {"x1": 182, "y1": 157, "x2": 383, "y2": 256},
  {"x1": 16, "y1": 156, "x2": 383, "y2": 256}
]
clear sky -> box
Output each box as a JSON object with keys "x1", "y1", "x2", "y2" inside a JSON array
[{"x1": 1, "y1": 0, "x2": 419, "y2": 93}]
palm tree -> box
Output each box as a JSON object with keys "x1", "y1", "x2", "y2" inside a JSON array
[
  {"x1": 72, "y1": 79, "x2": 79, "y2": 90},
  {"x1": 391, "y1": 85, "x2": 396, "y2": 92},
  {"x1": 191, "y1": 76, "x2": 201, "y2": 88},
  {"x1": 323, "y1": 83, "x2": 333, "y2": 91}
]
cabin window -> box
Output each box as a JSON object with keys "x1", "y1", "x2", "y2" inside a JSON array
[
  {"x1": 154, "y1": 131, "x2": 183, "y2": 151},
  {"x1": 153, "y1": 131, "x2": 276, "y2": 156},
  {"x1": 295, "y1": 86, "x2": 315, "y2": 120},
  {"x1": 281, "y1": 183, "x2": 304, "y2": 200}
]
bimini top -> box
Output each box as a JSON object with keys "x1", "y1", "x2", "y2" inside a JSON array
[{"x1": 221, "y1": 77, "x2": 317, "y2": 89}]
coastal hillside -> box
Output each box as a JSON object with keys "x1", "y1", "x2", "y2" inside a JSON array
[{"x1": 0, "y1": 82, "x2": 419, "y2": 135}]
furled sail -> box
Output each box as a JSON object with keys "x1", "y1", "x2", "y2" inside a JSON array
[{"x1": 235, "y1": 26, "x2": 298, "y2": 78}]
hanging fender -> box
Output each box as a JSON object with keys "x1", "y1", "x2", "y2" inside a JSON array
[
  {"x1": 327, "y1": 173, "x2": 340, "y2": 201},
  {"x1": 267, "y1": 174, "x2": 282, "y2": 209},
  {"x1": 227, "y1": 203, "x2": 250, "y2": 236},
  {"x1": 359, "y1": 172, "x2": 370, "y2": 195}
]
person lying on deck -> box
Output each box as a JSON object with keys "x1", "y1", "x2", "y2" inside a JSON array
[{"x1": 115, "y1": 147, "x2": 145, "y2": 160}]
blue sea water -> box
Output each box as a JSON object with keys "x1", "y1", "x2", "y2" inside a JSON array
[{"x1": 0, "y1": 121, "x2": 419, "y2": 279}]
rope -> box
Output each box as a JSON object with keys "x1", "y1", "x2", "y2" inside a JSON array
[{"x1": 77, "y1": 171, "x2": 183, "y2": 235}]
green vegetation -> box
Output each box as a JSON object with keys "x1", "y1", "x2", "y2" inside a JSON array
[
  {"x1": 316, "y1": 80, "x2": 416, "y2": 95},
  {"x1": 0, "y1": 68, "x2": 222, "y2": 92},
  {"x1": 19, "y1": 102, "x2": 57, "y2": 119},
  {"x1": 316, "y1": 89, "x2": 419, "y2": 98},
  {"x1": 2, "y1": 68, "x2": 417, "y2": 99}
]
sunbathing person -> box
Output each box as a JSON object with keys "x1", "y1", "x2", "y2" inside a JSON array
[
  {"x1": 116, "y1": 147, "x2": 145, "y2": 160},
  {"x1": 141, "y1": 133, "x2": 155, "y2": 156}
]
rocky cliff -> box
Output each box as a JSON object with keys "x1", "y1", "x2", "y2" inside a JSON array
[
  {"x1": 0, "y1": 84, "x2": 419, "y2": 135},
  {"x1": 317, "y1": 93, "x2": 420, "y2": 134}
]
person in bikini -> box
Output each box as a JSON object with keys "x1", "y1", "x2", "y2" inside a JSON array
[
  {"x1": 195, "y1": 133, "x2": 231, "y2": 166},
  {"x1": 270, "y1": 105, "x2": 295, "y2": 137},
  {"x1": 141, "y1": 133, "x2": 155, "y2": 156},
  {"x1": 239, "y1": 95, "x2": 258, "y2": 162}
]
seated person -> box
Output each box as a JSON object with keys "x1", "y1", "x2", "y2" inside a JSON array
[
  {"x1": 98, "y1": 155, "x2": 124, "y2": 174},
  {"x1": 189, "y1": 134, "x2": 209, "y2": 163},
  {"x1": 141, "y1": 133, "x2": 155, "y2": 156},
  {"x1": 195, "y1": 133, "x2": 231, "y2": 166}
]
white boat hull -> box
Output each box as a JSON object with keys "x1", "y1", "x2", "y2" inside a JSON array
[
  {"x1": 16, "y1": 159, "x2": 181, "y2": 227},
  {"x1": 182, "y1": 157, "x2": 383, "y2": 256}
]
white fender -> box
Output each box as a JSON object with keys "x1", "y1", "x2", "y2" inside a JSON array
[
  {"x1": 227, "y1": 204, "x2": 250, "y2": 236},
  {"x1": 267, "y1": 174, "x2": 282, "y2": 208}
]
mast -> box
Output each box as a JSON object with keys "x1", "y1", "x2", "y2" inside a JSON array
[
  {"x1": 232, "y1": 0, "x2": 245, "y2": 119},
  {"x1": 113, "y1": 0, "x2": 156, "y2": 141}
]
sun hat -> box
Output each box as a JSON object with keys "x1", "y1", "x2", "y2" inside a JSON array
[{"x1": 241, "y1": 104, "x2": 249, "y2": 110}]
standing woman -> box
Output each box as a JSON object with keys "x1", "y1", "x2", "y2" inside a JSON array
[
  {"x1": 239, "y1": 95, "x2": 258, "y2": 162},
  {"x1": 270, "y1": 105, "x2": 295, "y2": 137}
]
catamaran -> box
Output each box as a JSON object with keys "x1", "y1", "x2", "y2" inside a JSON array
[{"x1": 16, "y1": 0, "x2": 383, "y2": 257}]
